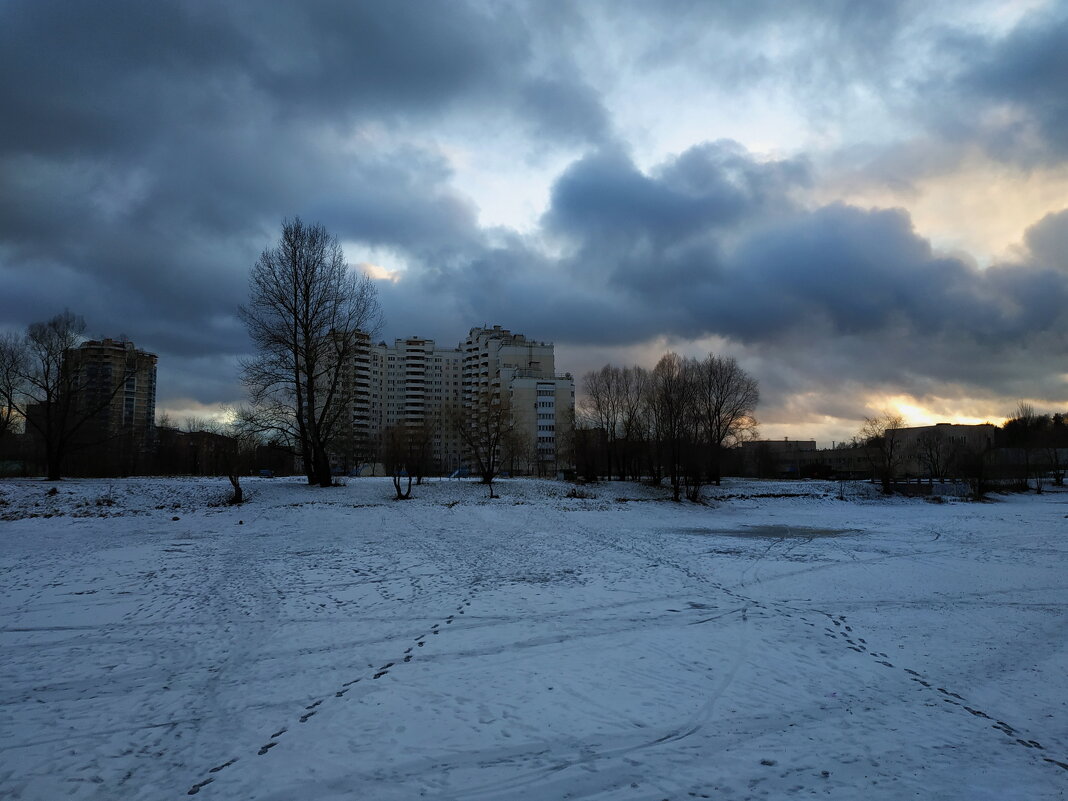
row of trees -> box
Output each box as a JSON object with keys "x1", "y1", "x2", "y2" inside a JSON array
[
  {"x1": 857, "y1": 404, "x2": 1068, "y2": 497},
  {"x1": 575, "y1": 353, "x2": 759, "y2": 501},
  {"x1": 378, "y1": 394, "x2": 540, "y2": 499}
]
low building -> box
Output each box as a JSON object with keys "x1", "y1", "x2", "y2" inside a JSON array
[{"x1": 738, "y1": 439, "x2": 818, "y2": 478}]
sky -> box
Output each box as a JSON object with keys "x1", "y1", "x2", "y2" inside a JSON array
[{"x1": 2, "y1": 0, "x2": 1066, "y2": 446}]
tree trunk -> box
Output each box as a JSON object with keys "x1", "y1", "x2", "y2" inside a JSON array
[
  {"x1": 46, "y1": 444, "x2": 63, "y2": 481},
  {"x1": 315, "y1": 447, "x2": 332, "y2": 487},
  {"x1": 228, "y1": 474, "x2": 243, "y2": 504}
]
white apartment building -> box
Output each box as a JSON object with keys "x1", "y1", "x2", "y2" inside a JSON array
[
  {"x1": 462, "y1": 326, "x2": 574, "y2": 475},
  {"x1": 338, "y1": 325, "x2": 574, "y2": 475}
]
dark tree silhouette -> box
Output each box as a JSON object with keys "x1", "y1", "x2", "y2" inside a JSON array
[
  {"x1": 694, "y1": 353, "x2": 759, "y2": 486},
  {"x1": 0, "y1": 311, "x2": 132, "y2": 480},
  {"x1": 239, "y1": 218, "x2": 381, "y2": 487}
]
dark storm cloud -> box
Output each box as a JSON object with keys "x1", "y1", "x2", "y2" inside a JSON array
[
  {"x1": 947, "y1": 5, "x2": 1068, "y2": 164},
  {"x1": 0, "y1": 0, "x2": 610, "y2": 409},
  {"x1": 0, "y1": 1, "x2": 590, "y2": 155},
  {"x1": 830, "y1": 5, "x2": 1068, "y2": 184},
  {"x1": 391, "y1": 144, "x2": 1067, "y2": 408},
  {"x1": 2, "y1": 0, "x2": 1065, "y2": 427},
  {"x1": 540, "y1": 143, "x2": 808, "y2": 296}
]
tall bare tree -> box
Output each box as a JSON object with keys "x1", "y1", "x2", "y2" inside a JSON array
[
  {"x1": 239, "y1": 218, "x2": 381, "y2": 487},
  {"x1": 648, "y1": 353, "x2": 695, "y2": 501},
  {"x1": 618, "y1": 365, "x2": 650, "y2": 480},
  {"x1": 580, "y1": 365, "x2": 625, "y2": 479},
  {"x1": 694, "y1": 354, "x2": 759, "y2": 486}
]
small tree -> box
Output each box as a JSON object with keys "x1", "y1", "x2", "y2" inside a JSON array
[
  {"x1": 959, "y1": 442, "x2": 998, "y2": 501},
  {"x1": 451, "y1": 390, "x2": 516, "y2": 498},
  {"x1": 915, "y1": 429, "x2": 957, "y2": 484},
  {"x1": 381, "y1": 425, "x2": 413, "y2": 499},
  {"x1": 859, "y1": 412, "x2": 906, "y2": 494}
]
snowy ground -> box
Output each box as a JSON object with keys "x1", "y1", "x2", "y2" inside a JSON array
[{"x1": 0, "y1": 476, "x2": 1066, "y2": 801}]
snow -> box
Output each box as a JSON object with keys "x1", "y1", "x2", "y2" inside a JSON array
[{"x1": 1, "y1": 476, "x2": 1066, "y2": 800}]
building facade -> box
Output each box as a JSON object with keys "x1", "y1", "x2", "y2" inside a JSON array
[
  {"x1": 338, "y1": 325, "x2": 574, "y2": 476},
  {"x1": 64, "y1": 338, "x2": 158, "y2": 475},
  {"x1": 462, "y1": 326, "x2": 573, "y2": 475}
]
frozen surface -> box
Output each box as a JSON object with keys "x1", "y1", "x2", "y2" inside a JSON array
[{"x1": 1, "y1": 477, "x2": 1066, "y2": 800}]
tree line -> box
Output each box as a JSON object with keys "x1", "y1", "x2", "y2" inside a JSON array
[
  {"x1": 856, "y1": 404, "x2": 1068, "y2": 498},
  {"x1": 574, "y1": 353, "x2": 759, "y2": 501}
]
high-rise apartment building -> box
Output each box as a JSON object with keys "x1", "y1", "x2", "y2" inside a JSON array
[
  {"x1": 64, "y1": 338, "x2": 158, "y2": 475},
  {"x1": 338, "y1": 325, "x2": 573, "y2": 475},
  {"x1": 462, "y1": 326, "x2": 574, "y2": 474},
  {"x1": 341, "y1": 334, "x2": 465, "y2": 473}
]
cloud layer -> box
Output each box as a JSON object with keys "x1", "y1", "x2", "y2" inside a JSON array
[{"x1": 1, "y1": 0, "x2": 1065, "y2": 440}]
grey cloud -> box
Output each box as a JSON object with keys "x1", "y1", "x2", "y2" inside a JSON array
[
  {"x1": 0, "y1": 0, "x2": 607, "y2": 159},
  {"x1": 540, "y1": 142, "x2": 809, "y2": 297},
  {"x1": 405, "y1": 145, "x2": 1066, "y2": 410},
  {"x1": 519, "y1": 77, "x2": 612, "y2": 145},
  {"x1": 0, "y1": 0, "x2": 619, "y2": 414},
  {"x1": 1021, "y1": 209, "x2": 1068, "y2": 269},
  {"x1": 951, "y1": 6, "x2": 1068, "y2": 164}
]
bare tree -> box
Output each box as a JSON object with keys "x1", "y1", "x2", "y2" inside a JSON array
[
  {"x1": 381, "y1": 425, "x2": 414, "y2": 499},
  {"x1": 1048, "y1": 412, "x2": 1067, "y2": 487},
  {"x1": 647, "y1": 353, "x2": 695, "y2": 501},
  {"x1": 915, "y1": 428, "x2": 957, "y2": 483},
  {"x1": 451, "y1": 390, "x2": 516, "y2": 498},
  {"x1": 694, "y1": 354, "x2": 759, "y2": 486},
  {"x1": 859, "y1": 412, "x2": 906, "y2": 494},
  {"x1": 619, "y1": 365, "x2": 650, "y2": 480},
  {"x1": 0, "y1": 311, "x2": 134, "y2": 480},
  {"x1": 0, "y1": 333, "x2": 25, "y2": 441},
  {"x1": 239, "y1": 218, "x2": 382, "y2": 487},
  {"x1": 580, "y1": 365, "x2": 628, "y2": 479}
]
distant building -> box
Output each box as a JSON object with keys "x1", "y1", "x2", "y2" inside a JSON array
[
  {"x1": 336, "y1": 325, "x2": 574, "y2": 476},
  {"x1": 64, "y1": 338, "x2": 157, "y2": 475},
  {"x1": 462, "y1": 326, "x2": 574, "y2": 476},
  {"x1": 890, "y1": 423, "x2": 998, "y2": 476},
  {"x1": 811, "y1": 422, "x2": 1001, "y2": 484},
  {"x1": 738, "y1": 439, "x2": 818, "y2": 478},
  {"x1": 341, "y1": 334, "x2": 466, "y2": 474}
]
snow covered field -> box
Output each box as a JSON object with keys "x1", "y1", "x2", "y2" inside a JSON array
[{"x1": 1, "y1": 476, "x2": 1065, "y2": 801}]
